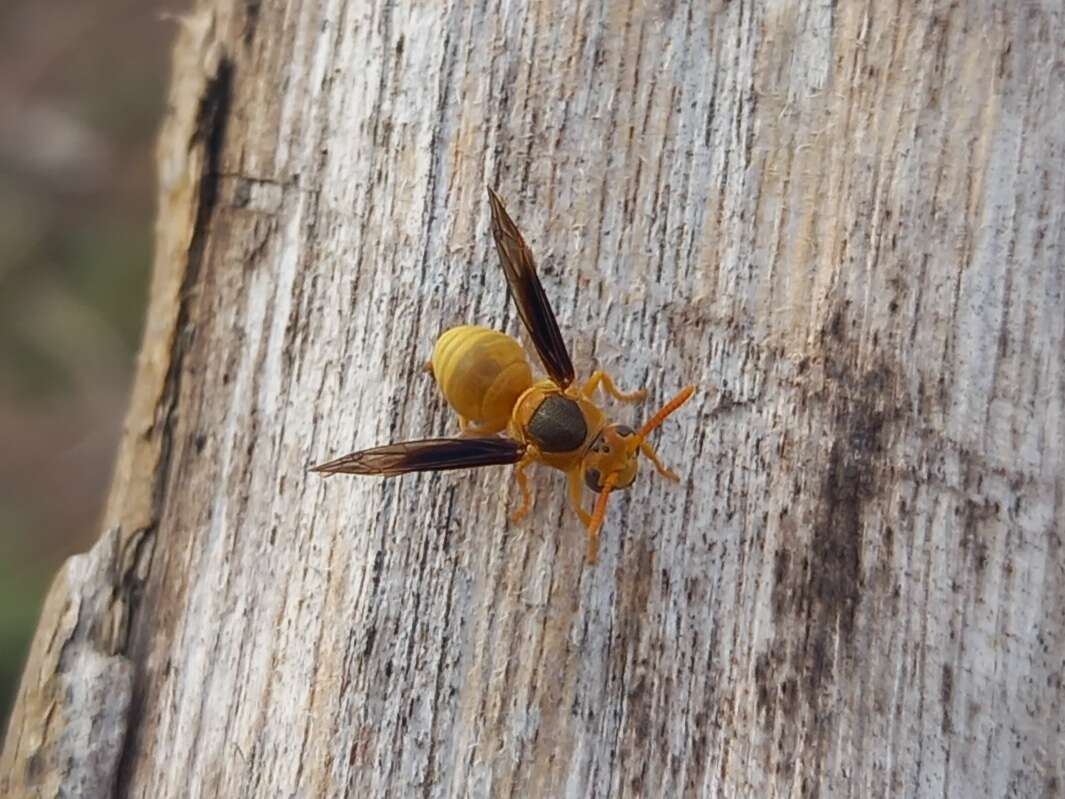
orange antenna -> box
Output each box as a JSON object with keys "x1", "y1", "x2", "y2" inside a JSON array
[
  {"x1": 634, "y1": 385, "x2": 696, "y2": 446},
  {"x1": 586, "y1": 386, "x2": 696, "y2": 563},
  {"x1": 586, "y1": 472, "x2": 620, "y2": 564}
]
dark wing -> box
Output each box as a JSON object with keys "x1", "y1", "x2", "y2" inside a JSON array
[
  {"x1": 311, "y1": 437, "x2": 526, "y2": 476},
  {"x1": 486, "y1": 186, "x2": 575, "y2": 388}
]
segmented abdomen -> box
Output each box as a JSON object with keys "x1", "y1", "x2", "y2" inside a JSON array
[{"x1": 431, "y1": 325, "x2": 533, "y2": 431}]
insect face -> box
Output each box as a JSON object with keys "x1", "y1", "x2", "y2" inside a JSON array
[{"x1": 583, "y1": 425, "x2": 639, "y2": 493}]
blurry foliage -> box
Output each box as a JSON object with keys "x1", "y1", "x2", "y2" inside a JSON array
[{"x1": 0, "y1": 0, "x2": 177, "y2": 726}]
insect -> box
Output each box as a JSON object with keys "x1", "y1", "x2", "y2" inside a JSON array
[{"x1": 313, "y1": 186, "x2": 694, "y2": 563}]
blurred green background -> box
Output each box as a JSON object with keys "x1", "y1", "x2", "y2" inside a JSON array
[{"x1": 0, "y1": 0, "x2": 175, "y2": 726}]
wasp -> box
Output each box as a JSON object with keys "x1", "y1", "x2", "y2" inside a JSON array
[{"x1": 313, "y1": 187, "x2": 694, "y2": 563}]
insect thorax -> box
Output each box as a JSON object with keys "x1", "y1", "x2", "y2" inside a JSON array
[{"x1": 525, "y1": 394, "x2": 588, "y2": 453}]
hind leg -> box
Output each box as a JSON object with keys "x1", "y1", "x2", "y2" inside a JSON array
[
  {"x1": 511, "y1": 456, "x2": 535, "y2": 523},
  {"x1": 459, "y1": 416, "x2": 506, "y2": 436}
]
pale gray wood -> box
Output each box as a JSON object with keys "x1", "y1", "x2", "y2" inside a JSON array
[
  {"x1": 5, "y1": 1, "x2": 1064, "y2": 797},
  {"x1": 0, "y1": 528, "x2": 144, "y2": 798}
]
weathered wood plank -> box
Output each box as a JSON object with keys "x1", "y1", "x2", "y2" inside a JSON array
[{"x1": 5, "y1": 1, "x2": 1063, "y2": 797}]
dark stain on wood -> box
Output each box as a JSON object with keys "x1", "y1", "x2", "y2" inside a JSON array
[
  {"x1": 940, "y1": 664, "x2": 954, "y2": 735},
  {"x1": 755, "y1": 301, "x2": 905, "y2": 797},
  {"x1": 614, "y1": 534, "x2": 659, "y2": 787},
  {"x1": 770, "y1": 361, "x2": 891, "y2": 678},
  {"x1": 243, "y1": 0, "x2": 261, "y2": 46},
  {"x1": 958, "y1": 498, "x2": 995, "y2": 578},
  {"x1": 811, "y1": 389, "x2": 880, "y2": 646}
]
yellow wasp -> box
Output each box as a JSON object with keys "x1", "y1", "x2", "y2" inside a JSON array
[{"x1": 314, "y1": 187, "x2": 694, "y2": 563}]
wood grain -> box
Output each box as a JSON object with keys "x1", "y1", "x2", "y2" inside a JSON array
[{"x1": 4, "y1": 1, "x2": 1063, "y2": 797}]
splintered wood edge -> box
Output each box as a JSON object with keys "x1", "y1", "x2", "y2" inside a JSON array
[
  {"x1": 103, "y1": 7, "x2": 227, "y2": 546},
  {"x1": 1, "y1": 8, "x2": 228, "y2": 796}
]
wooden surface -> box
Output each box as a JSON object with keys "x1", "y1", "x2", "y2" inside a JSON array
[{"x1": 4, "y1": 1, "x2": 1064, "y2": 797}]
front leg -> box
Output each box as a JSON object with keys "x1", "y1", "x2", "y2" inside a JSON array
[
  {"x1": 639, "y1": 440, "x2": 680, "y2": 481},
  {"x1": 581, "y1": 370, "x2": 647, "y2": 403},
  {"x1": 566, "y1": 467, "x2": 592, "y2": 527}
]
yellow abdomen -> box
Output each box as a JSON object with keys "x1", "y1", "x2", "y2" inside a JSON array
[{"x1": 431, "y1": 325, "x2": 533, "y2": 432}]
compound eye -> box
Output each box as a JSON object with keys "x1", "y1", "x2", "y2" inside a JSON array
[
  {"x1": 584, "y1": 467, "x2": 603, "y2": 493},
  {"x1": 615, "y1": 425, "x2": 635, "y2": 438}
]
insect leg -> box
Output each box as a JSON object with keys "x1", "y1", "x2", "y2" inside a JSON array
[
  {"x1": 581, "y1": 370, "x2": 647, "y2": 403},
  {"x1": 510, "y1": 456, "x2": 535, "y2": 523},
  {"x1": 639, "y1": 440, "x2": 681, "y2": 481},
  {"x1": 565, "y1": 467, "x2": 593, "y2": 527}
]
